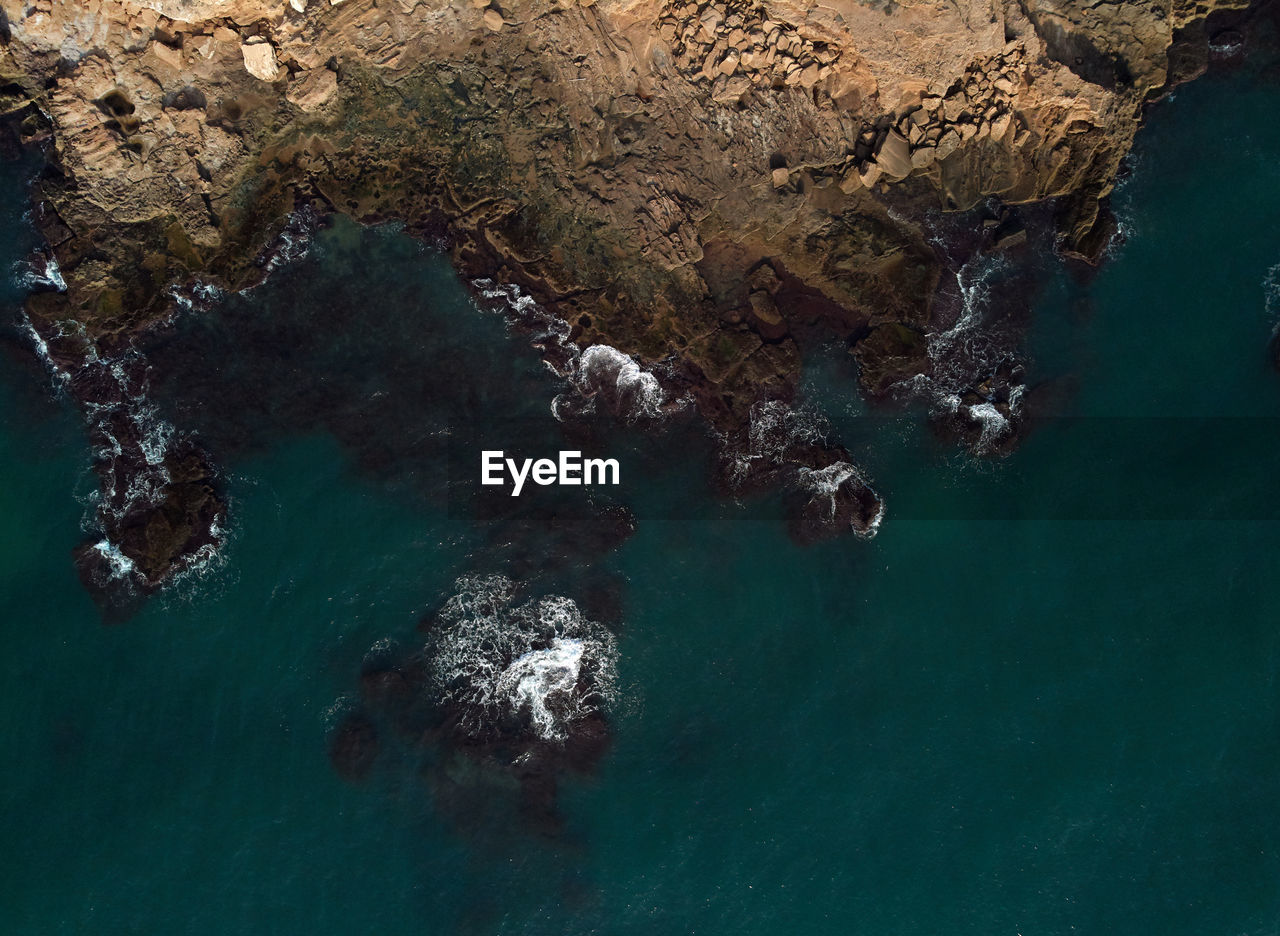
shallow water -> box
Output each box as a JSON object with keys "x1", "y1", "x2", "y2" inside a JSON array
[{"x1": 3, "y1": 58, "x2": 1280, "y2": 936}]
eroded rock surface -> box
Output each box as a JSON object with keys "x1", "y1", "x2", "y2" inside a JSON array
[{"x1": 0, "y1": 0, "x2": 1255, "y2": 583}]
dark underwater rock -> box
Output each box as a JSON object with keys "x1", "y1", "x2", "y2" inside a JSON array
[{"x1": 328, "y1": 713, "x2": 381, "y2": 783}]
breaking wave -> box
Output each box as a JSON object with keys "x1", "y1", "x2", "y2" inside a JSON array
[
  {"x1": 472, "y1": 278, "x2": 577, "y2": 375},
  {"x1": 472, "y1": 278, "x2": 687, "y2": 423},
  {"x1": 892, "y1": 251, "x2": 1024, "y2": 455},
  {"x1": 16, "y1": 310, "x2": 73, "y2": 389},
  {"x1": 426, "y1": 574, "x2": 618, "y2": 743},
  {"x1": 566, "y1": 344, "x2": 670, "y2": 422},
  {"x1": 798, "y1": 460, "x2": 885, "y2": 539},
  {"x1": 726, "y1": 399, "x2": 827, "y2": 489},
  {"x1": 17, "y1": 313, "x2": 226, "y2": 590},
  {"x1": 251, "y1": 208, "x2": 320, "y2": 284},
  {"x1": 14, "y1": 250, "x2": 67, "y2": 293},
  {"x1": 719, "y1": 399, "x2": 884, "y2": 538}
]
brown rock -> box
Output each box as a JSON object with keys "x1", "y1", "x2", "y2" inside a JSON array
[
  {"x1": 240, "y1": 40, "x2": 279, "y2": 82},
  {"x1": 910, "y1": 145, "x2": 937, "y2": 169},
  {"x1": 746, "y1": 290, "x2": 788, "y2": 340},
  {"x1": 875, "y1": 129, "x2": 912, "y2": 180},
  {"x1": 712, "y1": 76, "x2": 751, "y2": 105},
  {"x1": 0, "y1": 0, "x2": 1249, "y2": 582},
  {"x1": 989, "y1": 112, "x2": 1012, "y2": 142},
  {"x1": 935, "y1": 129, "x2": 962, "y2": 159},
  {"x1": 149, "y1": 40, "x2": 184, "y2": 72},
  {"x1": 286, "y1": 68, "x2": 339, "y2": 112},
  {"x1": 943, "y1": 95, "x2": 968, "y2": 122}
]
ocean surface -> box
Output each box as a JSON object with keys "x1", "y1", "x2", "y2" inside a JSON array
[{"x1": 3, "y1": 56, "x2": 1280, "y2": 936}]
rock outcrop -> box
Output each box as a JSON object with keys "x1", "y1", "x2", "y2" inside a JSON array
[{"x1": 0, "y1": 0, "x2": 1256, "y2": 584}]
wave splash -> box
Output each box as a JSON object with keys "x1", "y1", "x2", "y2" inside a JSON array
[
  {"x1": 17, "y1": 308, "x2": 226, "y2": 593},
  {"x1": 721, "y1": 399, "x2": 884, "y2": 539},
  {"x1": 726, "y1": 399, "x2": 827, "y2": 488},
  {"x1": 472, "y1": 278, "x2": 688, "y2": 424},
  {"x1": 798, "y1": 460, "x2": 886, "y2": 538},
  {"x1": 426, "y1": 575, "x2": 619, "y2": 743},
  {"x1": 565, "y1": 343, "x2": 672, "y2": 422},
  {"x1": 893, "y1": 251, "x2": 1024, "y2": 455},
  {"x1": 14, "y1": 250, "x2": 67, "y2": 294}
]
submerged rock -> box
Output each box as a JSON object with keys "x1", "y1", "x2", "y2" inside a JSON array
[
  {"x1": 330, "y1": 573, "x2": 624, "y2": 833},
  {"x1": 328, "y1": 713, "x2": 380, "y2": 782}
]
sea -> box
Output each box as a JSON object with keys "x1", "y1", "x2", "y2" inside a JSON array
[{"x1": 2, "y1": 48, "x2": 1279, "y2": 936}]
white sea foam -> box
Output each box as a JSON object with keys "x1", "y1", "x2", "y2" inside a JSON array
[
  {"x1": 472, "y1": 277, "x2": 576, "y2": 372},
  {"x1": 164, "y1": 515, "x2": 229, "y2": 591},
  {"x1": 473, "y1": 277, "x2": 684, "y2": 423},
  {"x1": 726, "y1": 399, "x2": 827, "y2": 488},
  {"x1": 133, "y1": 403, "x2": 175, "y2": 467},
  {"x1": 798, "y1": 460, "x2": 884, "y2": 539},
  {"x1": 427, "y1": 575, "x2": 618, "y2": 742},
  {"x1": 261, "y1": 217, "x2": 313, "y2": 277},
  {"x1": 890, "y1": 251, "x2": 1022, "y2": 455},
  {"x1": 15, "y1": 252, "x2": 67, "y2": 293},
  {"x1": 12, "y1": 246, "x2": 228, "y2": 592},
  {"x1": 92, "y1": 538, "x2": 138, "y2": 581},
  {"x1": 322, "y1": 695, "x2": 359, "y2": 733},
  {"x1": 19, "y1": 316, "x2": 224, "y2": 586},
  {"x1": 16, "y1": 311, "x2": 72, "y2": 388},
  {"x1": 573, "y1": 344, "x2": 668, "y2": 421},
  {"x1": 964, "y1": 401, "x2": 1010, "y2": 451},
  {"x1": 497, "y1": 638, "x2": 588, "y2": 742},
  {"x1": 194, "y1": 282, "x2": 223, "y2": 303}
]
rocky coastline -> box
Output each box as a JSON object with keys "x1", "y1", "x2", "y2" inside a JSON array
[{"x1": 1, "y1": 0, "x2": 1272, "y2": 594}]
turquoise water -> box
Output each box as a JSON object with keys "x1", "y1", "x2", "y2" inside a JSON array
[{"x1": 3, "y1": 63, "x2": 1280, "y2": 936}]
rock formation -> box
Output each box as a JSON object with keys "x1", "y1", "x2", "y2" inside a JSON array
[{"x1": 0, "y1": 0, "x2": 1255, "y2": 584}]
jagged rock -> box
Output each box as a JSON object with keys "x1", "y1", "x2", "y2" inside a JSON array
[
  {"x1": 910, "y1": 145, "x2": 937, "y2": 169},
  {"x1": 989, "y1": 112, "x2": 1012, "y2": 141},
  {"x1": 993, "y1": 222, "x2": 1027, "y2": 250},
  {"x1": 150, "y1": 40, "x2": 183, "y2": 71},
  {"x1": 712, "y1": 76, "x2": 751, "y2": 105},
  {"x1": 876, "y1": 129, "x2": 912, "y2": 180},
  {"x1": 240, "y1": 40, "x2": 279, "y2": 82},
  {"x1": 853, "y1": 323, "x2": 930, "y2": 397},
  {"x1": 746, "y1": 290, "x2": 787, "y2": 340},
  {"x1": 0, "y1": 0, "x2": 1252, "y2": 581},
  {"x1": 771, "y1": 166, "x2": 790, "y2": 188},
  {"x1": 943, "y1": 95, "x2": 968, "y2": 122},
  {"x1": 858, "y1": 162, "x2": 883, "y2": 188},
  {"x1": 935, "y1": 129, "x2": 962, "y2": 160}
]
